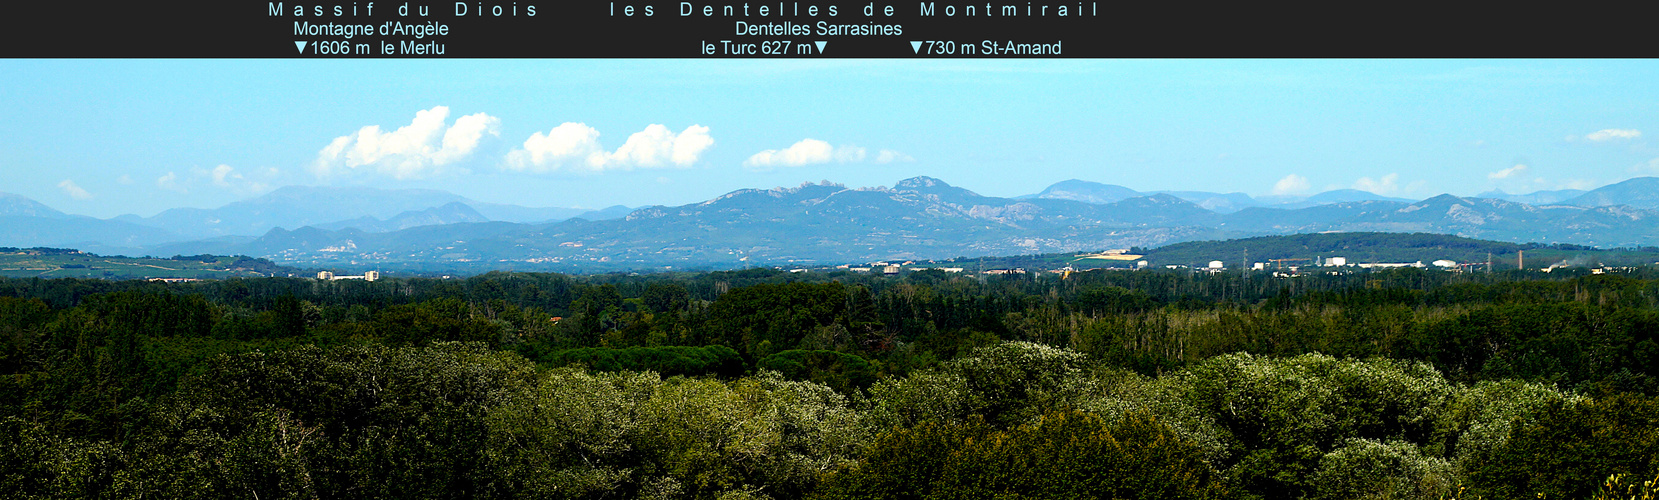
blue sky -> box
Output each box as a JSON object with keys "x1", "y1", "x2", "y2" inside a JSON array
[{"x1": 4, "y1": 59, "x2": 1658, "y2": 218}]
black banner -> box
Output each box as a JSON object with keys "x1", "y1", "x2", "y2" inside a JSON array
[{"x1": 0, "y1": 1, "x2": 1635, "y2": 57}]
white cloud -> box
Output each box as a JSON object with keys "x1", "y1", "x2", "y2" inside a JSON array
[
  {"x1": 744, "y1": 139, "x2": 900, "y2": 170},
  {"x1": 211, "y1": 164, "x2": 238, "y2": 187},
  {"x1": 1487, "y1": 163, "x2": 1529, "y2": 180},
  {"x1": 1632, "y1": 158, "x2": 1659, "y2": 173},
  {"x1": 506, "y1": 122, "x2": 601, "y2": 169},
  {"x1": 157, "y1": 166, "x2": 279, "y2": 195},
  {"x1": 157, "y1": 172, "x2": 185, "y2": 193},
  {"x1": 1584, "y1": 128, "x2": 1641, "y2": 142},
  {"x1": 1353, "y1": 173, "x2": 1403, "y2": 195},
  {"x1": 834, "y1": 145, "x2": 868, "y2": 163},
  {"x1": 313, "y1": 106, "x2": 501, "y2": 180},
  {"x1": 206, "y1": 164, "x2": 277, "y2": 195},
  {"x1": 606, "y1": 124, "x2": 715, "y2": 168},
  {"x1": 745, "y1": 139, "x2": 835, "y2": 169},
  {"x1": 874, "y1": 149, "x2": 914, "y2": 164},
  {"x1": 505, "y1": 123, "x2": 712, "y2": 173},
  {"x1": 1271, "y1": 174, "x2": 1311, "y2": 195},
  {"x1": 57, "y1": 180, "x2": 91, "y2": 200},
  {"x1": 117, "y1": 175, "x2": 134, "y2": 185}
]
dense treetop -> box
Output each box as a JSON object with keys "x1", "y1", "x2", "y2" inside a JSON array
[{"x1": 2, "y1": 265, "x2": 1657, "y2": 498}]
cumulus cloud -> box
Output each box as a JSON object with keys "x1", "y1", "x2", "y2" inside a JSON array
[
  {"x1": 211, "y1": 165, "x2": 238, "y2": 187},
  {"x1": 874, "y1": 149, "x2": 914, "y2": 164},
  {"x1": 1488, "y1": 163, "x2": 1529, "y2": 180},
  {"x1": 1352, "y1": 173, "x2": 1420, "y2": 196},
  {"x1": 1584, "y1": 128, "x2": 1641, "y2": 142},
  {"x1": 1271, "y1": 174, "x2": 1311, "y2": 195},
  {"x1": 507, "y1": 122, "x2": 601, "y2": 169},
  {"x1": 505, "y1": 123, "x2": 712, "y2": 173},
  {"x1": 745, "y1": 139, "x2": 835, "y2": 169},
  {"x1": 57, "y1": 180, "x2": 91, "y2": 200},
  {"x1": 157, "y1": 172, "x2": 185, "y2": 193},
  {"x1": 833, "y1": 145, "x2": 868, "y2": 163},
  {"x1": 207, "y1": 164, "x2": 277, "y2": 195},
  {"x1": 313, "y1": 106, "x2": 501, "y2": 180},
  {"x1": 743, "y1": 139, "x2": 906, "y2": 170},
  {"x1": 157, "y1": 165, "x2": 279, "y2": 195}
]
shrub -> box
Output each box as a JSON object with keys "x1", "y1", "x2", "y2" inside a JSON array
[
  {"x1": 1310, "y1": 438, "x2": 1456, "y2": 500},
  {"x1": 817, "y1": 410, "x2": 1227, "y2": 500},
  {"x1": 758, "y1": 350, "x2": 876, "y2": 393},
  {"x1": 1469, "y1": 393, "x2": 1659, "y2": 499}
]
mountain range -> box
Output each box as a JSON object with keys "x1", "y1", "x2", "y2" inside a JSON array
[
  {"x1": 0, "y1": 185, "x2": 629, "y2": 251},
  {"x1": 7, "y1": 176, "x2": 1659, "y2": 271}
]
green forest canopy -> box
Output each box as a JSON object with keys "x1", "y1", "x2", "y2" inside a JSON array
[{"x1": 2, "y1": 262, "x2": 1658, "y2": 499}]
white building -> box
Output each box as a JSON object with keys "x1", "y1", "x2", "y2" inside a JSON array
[{"x1": 318, "y1": 270, "x2": 380, "y2": 281}]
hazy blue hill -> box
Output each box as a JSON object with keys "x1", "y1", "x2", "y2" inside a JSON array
[
  {"x1": 1026, "y1": 179, "x2": 1141, "y2": 204},
  {"x1": 314, "y1": 202, "x2": 490, "y2": 232},
  {"x1": 207, "y1": 178, "x2": 1235, "y2": 267},
  {"x1": 1266, "y1": 189, "x2": 1418, "y2": 209},
  {"x1": 1565, "y1": 177, "x2": 1659, "y2": 210},
  {"x1": 23, "y1": 176, "x2": 1659, "y2": 271},
  {"x1": 128, "y1": 185, "x2": 606, "y2": 238},
  {"x1": 1085, "y1": 194, "x2": 1216, "y2": 226},
  {"x1": 1218, "y1": 200, "x2": 1411, "y2": 232},
  {"x1": 0, "y1": 215, "x2": 182, "y2": 248},
  {"x1": 1476, "y1": 188, "x2": 1586, "y2": 205},
  {"x1": 132, "y1": 185, "x2": 473, "y2": 238},
  {"x1": 0, "y1": 192, "x2": 184, "y2": 247},
  {"x1": 569, "y1": 205, "x2": 634, "y2": 222},
  {"x1": 0, "y1": 192, "x2": 69, "y2": 218},
  {"x1": 1331, "y1": 194, "x2": 1659, "y2": 247},
  {"x1": 1151, "y1": 191, "x2": 1259, "y2": 213},
  {"x1": 109, "y1": 234, "x2": 260, "y2": 259},
  {"x1": 469, "y1": 203, "x2": 595, "y2": 223},
  {"x1": 230, "y1": 221, "x2": 532, "y2": 261},
  {"x1": 1028, "y1": 181, "x2": 1430, "y2": 213}
]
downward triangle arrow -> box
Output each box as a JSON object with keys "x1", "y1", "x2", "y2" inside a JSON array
[
  {"x1": 294, "y1": 41, "x2": 307, "y2": 53},
  {"x1": 910, "y1": 41, "x2": 922, "y2": 54},
  {"x1": 814, "y1": 41, "x2": 827, "y2": 53}
]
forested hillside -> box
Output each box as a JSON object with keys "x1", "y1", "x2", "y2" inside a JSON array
[{"x1": 2, "y1": 266, "x2": 1657, "y2": 499}]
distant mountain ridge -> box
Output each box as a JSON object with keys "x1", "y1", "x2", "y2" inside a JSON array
[
  {"x1": 6, "y1": 185, "x2": 629, "y2": 249},
  {"x1": 1564, "y1": 177, "x2": 1659, "y2": 210},
  {"x1": 130, "y1": 176, "x2": 1659, "y2": 270},
  {"x1": 0, "y1": 192, "x2": 70, "y2": 218},
  {"x1": 313, "y1": 202, "x2": 491, "y2": 232},
  {"x1": 1021, "y1": 180, "x2": 1416, "y2": 212},
  {"x1": 1476, "y1": 188, "x2": 1587, "y2": 205},
  {"x1": 118, "y1": 185, "x2": 474, "y2": 239},
  {"x1": 10, "y1": 177, "x2": 1659, "y2": 270}
]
